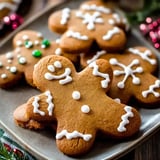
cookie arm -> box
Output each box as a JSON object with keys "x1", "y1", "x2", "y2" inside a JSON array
[
  {"x1": 133, "y1": 74, "x2": 160, "y2": 106},
  {"x1": 13, "y1": 91, "x2": 55, "y2": 129},
  {"x1": 48, "y1": 9, "x2": 70, "y2": 34},
  {"x1": 96, "y1": 27, "x2": 126, "y2": 51},
  {"x1": 96, "y1": 97, "x2": 141, "y2": 138}
]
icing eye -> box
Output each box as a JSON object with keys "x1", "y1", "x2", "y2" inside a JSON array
[
  {"x1": 54, "y1": 61, "x2": 62, "y2": 68},
  {"x1": 25, "y1": 41, "x2": 33, "y2": 48},
  {"x1": 41, "y1": 39, "x2": 50, "y2": 48},
  {"x1": 72, "y1": 91, "x2": 81, "y2": 100},
  {"x1": 32, "y1": 50, "x2": 42, "y2": 58}
]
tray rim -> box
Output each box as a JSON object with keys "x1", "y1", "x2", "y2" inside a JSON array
[{"x1": 0, "y1": 0, "x2": 159, "y2": 159}]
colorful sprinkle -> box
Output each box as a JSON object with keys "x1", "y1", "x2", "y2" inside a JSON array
[
  {"x1": 41, "y1": 39, "x2": 50, "y2": 48},
  {"x1": 25, "y1": 41, "x2": 33, "y2": 48},
  {"x1": 32, "y1": 50, "x2": 42, "y2": 58}
]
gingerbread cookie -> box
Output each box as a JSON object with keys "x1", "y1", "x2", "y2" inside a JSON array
[
  {"x1": 0, "y1": 30, "x2": 79, "y2": 88},
  {"x1": 14, "y1": 55, "x2": 141, "y2": 156},
  {"x1": 81, "y1": 46, "x2": 160, "y2": 106},
  {"x1": 48, "y1": 0, "x2": 127, "y2": 53}
]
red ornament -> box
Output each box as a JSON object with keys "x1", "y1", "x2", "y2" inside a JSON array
[
  {"x1": 139, "y1": 16, "x2": 160, "y2": 50},
  {"x1": 0, "y1": 13, "x2": 24, "y2": 37}
]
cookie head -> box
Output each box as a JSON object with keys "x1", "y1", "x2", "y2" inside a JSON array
[
  {"x1": 14, "y1": 55, "x2": 141, "y2": 156},
  {"x1": 0, "y1": 30, "x2": 79, "y2": 88},
  {"x1": 48, "y1": 0, "x2": 127, "y2": 53}
]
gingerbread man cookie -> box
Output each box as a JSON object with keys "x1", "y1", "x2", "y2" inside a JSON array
[
  {"x1": 81, "y1": 46, "x2": 160, "y2": 107},
  {"x1": 48, "y1": 0, "x2": 127, "y2": 53},
  {"x1": 0, "y1": 30, "x2": 79, "y2": 88},
  {"x1": 14, "y1": 55, "x2": 141, "y2": 156}
]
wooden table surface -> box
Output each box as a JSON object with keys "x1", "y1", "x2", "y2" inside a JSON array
[{"x1": 0, "y1": 0, "x2": 160, "y2": 160}]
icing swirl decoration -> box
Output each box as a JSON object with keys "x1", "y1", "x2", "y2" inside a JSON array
[
  {"x1": 87, "y1": 50, "x2": 106, "y2": 64},
  {"x1": 109, "y1": 58, "x2": 143, "y2": 89},
  {"x1": 103, "y1": 27, "x2": 120, "y2": 40},
  {"x1": 117, "y1": 106, "x2": 134, "y2": 132},
  {"x1": 32, "y1": 91, "x2": 54, "y2": 116},
  {"x1": 56, "y1": 130, "x2": 92, "y2": 141},
  {"x1": 61, "y1": 8, "x2": 71, "y2": 25},
  {"x1": 66, "y1": 30, "x2": 89, "y2": 40},
  {"x1": 89, "y1": 61, "x2": 110, "y2": 88},
  {"x1": 142, "y1": 80, "x2": 160, "y2": 98},
  {"x1": 81, "y1": 4, "x2": 111, "y2": 14},
  {"x1": 76, "y1": 11, "x2": 104, "y2": 30},
  {"x1": 128, "y1": 48, "x2": 156, "y2": 65}
]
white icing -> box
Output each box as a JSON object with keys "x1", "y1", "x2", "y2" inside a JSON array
[
  {"x1": 7, "y1": 59, "x2": 12, "y2": 64},
  {"x1": 117, "y1": 106, "x2": 134, "y2": 132},
  {"x1": 87, "y1": 50, "x2": 106, "y2": 64},
  {"x1": 103, "y1": 27, "x2": 120, "y2": 40},
  {"x1": 54, "y1": 61, "x2": 62, "y2": 68},
  {"x1": 113, "y1": 13, "x2": 121, "y2": 23},
  {"x1": 37, "y1": 32, "x2": 43, "y2": 38},
  {"x1": 109, "y1": 58, "x2": 143, "y2": 89},
  {"x1": 72, "y1": 91, "x2": 81, "y2": 100},
  {"x1": 128, "y1": 48, "x2": 156, "y2": 65},
  {"x1": 55, "y1": 38, "x2": 60, "y2": 44},
  {"x1": 32, "y1": 96, "x2": 45, "y2": 116},
  {"x1": 81, "y1": 105, "x2": 90, "y2": 113},
  {"x1": 66, "y1": 30, "x2": 89, "y2": 40},
  {"x1": 34, "y1": 40, "x2": 40, "y2": 45},
  {"x1": 81, "y1": 4, "x2": 111, "y2": 14},
  {"x1": 22, "y1": 35, "x2": 29, "y2": 40},
  {"x1": 45, "y1": 91, "x2": 54, "y2": 116},
  {"x1": 44, "y1": 61, "x2": 72, "y2": 85},
  {"x1": 55, "y1": 48, "x2": 62, "y2": 55},
  {"x1": 61, "y1": 8, "x2": 71, "y2": 25},
  {"x1": 89, "y1": 61, "x2": 110, "y2": 88},
  {"x1": 0, "y1": 62, "x2": 3, "y2": 67},
  {"x1": 76, "y1": 11, "x2": 103, "y2": 30},
  {"x1": 32, "y1": 91, "x2": 54, "y2": 116},
  {"x1": 10, "y1": 66, "x2": 17, "y2": 73},
  {"x1": 18, "y1": 57, "x2": 27, "y2": 64},
  {"x1": 6, "y1": 52, "x2": 13, "y2": 59},
  {"x1": 6, "y1": 66, "x2": 10, "y2": 70},
  {"x1": 56, "y1": 130, "x2": 92, "y2": 141},
  {"x1": 114, "y1": 98, "x2": 121, "y2": 103},
  {"x1": 47, "y1": 65, "x2": 55, "y2": 72},
  {"x1": 142, "y1": 80, "x2": 160, "y2": 98},
  {"x1": 1, "y1": 74, "x2": 7, "y2": 79},
  {"x1": 108, "y1": 19, "x2": 115, "y2": 25},
  {"x1": 16, "y1": 40, "x2": 23, "y2": 47}
]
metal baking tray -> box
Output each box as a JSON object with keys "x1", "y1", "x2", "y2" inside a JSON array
[{"x1": 0, "y1": 0, "x2": 160, "y2": 159}]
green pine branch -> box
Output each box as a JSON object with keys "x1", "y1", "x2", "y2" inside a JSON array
[{"x1": 126, "y1": 0, "x2": 160, "y2": 24}]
